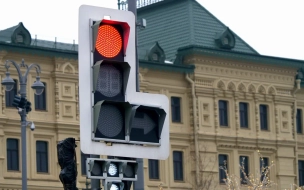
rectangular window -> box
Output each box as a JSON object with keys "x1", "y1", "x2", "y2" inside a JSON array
[
  {"x1": 239, "y1": 102, "x2": 249, "y2": 128},
  {"x1": 218, "y1": 154, "x2": 228, "y2": 184},
  {"x1": 36, "y1": 141, "x2": 48, "y2": 173},
  {"x1": 299, "y1": 160, "x2": 304, "y2": 187},
  {"x1": 240, "y1": 156, "x2": 249, "y2": 184},
  {"x1": 297, "y1": 109, "x2": 302, "y2": 134},
  {"x1": 81, "y1": 152, "x2": 90, "y2": 175},
  {"x1": 219, "y1": 100, "x2": 228, "y2": 126},
  {"x1": 260, "y1": 157, "x2": 269, "y2": 181},
  {"x1": 35, "y1": 82, "x2": 46, "y2": 110},
  {"x1": 148, "y1": 159, "x2": 159, "y2": 179},
  {"x1": 260, "y1": 105, "x2": 268, "y2": 130},
  {"x1": 173, "y1": 151, "x2": 183, "y2": 181},
  {"x1": 7, "y1": 138, "x2": 19, "y2": 171},
  {"x1": 171, "y1": 97, "x2": 181, "y2": 122},
  {"x1": 5, "y1": 79, "x2": 17, "y2": 107}
]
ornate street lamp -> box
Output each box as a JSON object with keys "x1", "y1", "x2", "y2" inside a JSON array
[{"x1": 1, "y1": 59, "x2": 44, "y2": 190}]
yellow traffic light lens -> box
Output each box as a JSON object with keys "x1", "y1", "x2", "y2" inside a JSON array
[{"x1": 96, "y1": 25, "x2": 122, "y2": 58}]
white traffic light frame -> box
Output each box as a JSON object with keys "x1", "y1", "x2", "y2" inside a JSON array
[{"x1": 79, "y1": 5, "x2": 169, "y2": 160}]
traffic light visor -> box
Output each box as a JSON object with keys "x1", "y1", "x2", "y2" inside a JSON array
[{"x1": 95, "y1": 25, "x2": 122, "y2": 58}]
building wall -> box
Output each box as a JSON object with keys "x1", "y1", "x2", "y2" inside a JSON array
[{"x1": 0, "y1": 49, "x2": 303, "y2": 190}]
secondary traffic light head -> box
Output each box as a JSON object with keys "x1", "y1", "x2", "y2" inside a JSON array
[
  {"x1": 86, "y1": 158, "x2": 138, "y2": 181},
  {"x1": 12, "y1": 95, "x2": 27, "y2": 109},
  {"x1": 129, "y1": 105, "x2": 166, "y2": 145},
  {"x1": 104, "y1": 180, "x2": 125, "y2": 190}
]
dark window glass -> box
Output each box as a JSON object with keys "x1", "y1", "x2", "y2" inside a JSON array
[
  {"x1": 173, "y1": 151, "x2": 183, "y2": 181},
  {"x1": 260, "y1": 105, "x2": 268, "y2": 130},
  {"x1": 5, "y1": 79, "x2": 18, "y2": 107},
  {"x1": 299, "y1": 160, "x2": 304, "y2": 186},
  {"x1": 297, "y1": 109, "x2": 302, "y2": 134},
  {"x1": 260, "y1": 157, "x2": 269, "y2": 181},
  {"x1": 36, "y1": 141, "x2": 48, "y2": 173},
  {"x1": 148, "y1": 159, "x2": 159, "y2": 179},
  {"x1": 218, "y1": 154, "x2": 228, "y2": 183},
  {"x1": 35, "y1": 82, "x2": 46, "y2": 110},
  {"x1": 7, "y1": 138, "x2": 19, "y2": 171},
  {"x1": 240, "y1": 156, "x2": 249, "y2": 184},
  {"x1": 239, "y1": 102, "x2": 249, "y2": 128},
  {"x1": 171, "y1": 97, "x2": 181, "y2": 122},
  {"x1": 81, "y1": 152, "x2": 90, "y2": 175},
  {"x1": 219, "y1": 100, "x2": 228, "y2": 126}
]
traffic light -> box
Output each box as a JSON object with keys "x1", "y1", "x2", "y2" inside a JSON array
[
  {"x1": 104, "y1": 180, "x2": 125, "y2": 190},
  {"x1": 79, "y1": 5, "x2": 169, "y2": 160},
  {"x1": 25, "y1": 101, "x2": 32, "y2": 113},
  {"x1": 129, "y1": 105, "x2": 166, "y2": 145},
  {"x1": 12, "y1": 95, "x2": 26, "y2": 109},
  {"x1": 90, "y1": 14, "x2": 132, "y2": 144},
  {"x1": 86, "y1": 158, "x2": 138, "y2": 181}
]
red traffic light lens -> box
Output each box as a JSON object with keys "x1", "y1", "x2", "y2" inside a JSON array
[{"x1": 95, "y1": 25, "x2": 122, "y2": 58}]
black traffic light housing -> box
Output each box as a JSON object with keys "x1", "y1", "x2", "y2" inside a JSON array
[
  {"x1": 86, "y1": 158, "x2": 138, "y2": 181},
  {"x1": 12, "y1": 95, "x2": 32, "y2": 114},
  {"x1": 129, "y1": 105, "x2": 166, "y2": 145},
  {"x1": 12, "y1": 95, "x2": 26, "y2": 108}
]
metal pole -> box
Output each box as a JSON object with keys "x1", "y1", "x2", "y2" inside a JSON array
[
  {"x1": 128, "y1": 2, "x2": 145, "y2": 190},
  {"x1": 128, "y1": 0, "x2": 140, "y2": 92},
  {"x1": 90, "y1": 154, "x2": 100, "y2": 190},
  {"x1": 20, "y1": 80, "x2": 27, "y2": 190}
]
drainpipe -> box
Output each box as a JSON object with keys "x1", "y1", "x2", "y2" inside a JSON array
[
  {"x1": 293, "y1": 79, "x2": 301, "y2": 185},
  {"x1": 185, "y1": 74, "x2": 200, "y2": 187}
]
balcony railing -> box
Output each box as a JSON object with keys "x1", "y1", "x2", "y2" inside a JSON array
[{"x1": 118, "y1": 0, "x2": 164, "y2": 10}]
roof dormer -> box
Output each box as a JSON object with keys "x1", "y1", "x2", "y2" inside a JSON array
[
  {"x1": 215, "y1": 27, "x2": 235, "y2": 50},
  {"x1": 11, "y1": 22, "x2": 32, "y2": 45},
  {"x1": 147, "y1": 41, "x2": 166, "y2": 63}
]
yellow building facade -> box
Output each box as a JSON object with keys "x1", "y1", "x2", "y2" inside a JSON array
[{"x1": 1, "y1": 1, "x2": 304, "y2": 190}]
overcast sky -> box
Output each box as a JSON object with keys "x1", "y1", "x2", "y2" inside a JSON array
[{"x1": 0, "y1": 0, "x2": 303, "y2": 60}]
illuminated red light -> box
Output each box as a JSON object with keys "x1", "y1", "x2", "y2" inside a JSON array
[{"x1": 95, "y1": 25, "x2": 122, "y2": 58}]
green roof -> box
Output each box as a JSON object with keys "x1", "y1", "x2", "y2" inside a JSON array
[{"x1": 137, "y1": 0, "x2": 258, "y2": 61}]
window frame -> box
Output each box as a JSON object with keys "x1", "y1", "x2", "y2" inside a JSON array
[
  {"x1": 36, "y1": 141, "x2": 49, "y2": 173},
  {"x1": 35, "y1": 82, "x2": 47, "y2": 111},
  {"x1": 297, "y1": 109, "x2": 303, "y2": 134},
  {"x1": 173, "y1": 151, "x2": 184, "y2": 181},
  {"x1": 260, "y1": 157, "x2": 269, "y2": 182},
  {"x1": 239, "y1": 156, "x2": 249, "y2": 184},
  {"x1": 5, "y1": 79, "x2": 18, "y2": 107},
  {"x1": 148, "y1": 159, "x2": 160, "y2": 180},
  {"x1": 259, "y1": 104, "x2": 268, "y2": 130},
  {"x1": 6, "y1": 138, "x2": 19, "y2": 171},
  {"x1": 171, "y1": 96, "x2": 181, "y2": 123},
  {"x1": 218, "y1": 154, "x2": 228, "y2": 184},
  {"x1": 239, "y1": 102, "x2": 249, "y2": 128},
  {"x1": 219, "y1": 100, "x2": 229, "y2": 127},
  {"x1": 299, "y1": 160, "x2": 304, "y2": 187}
]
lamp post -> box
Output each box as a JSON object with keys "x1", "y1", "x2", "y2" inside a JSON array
[{"x1": 1, "y1": 59, "x2": 44, "y2": 190}]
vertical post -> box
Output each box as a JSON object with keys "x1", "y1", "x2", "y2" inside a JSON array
[
  {"x1": 20, "y1": 80, "x2": 27, "y2": 190},
  {"x1": 128, "y1": 2, "x2": 145, "y2": 190},
  {"x1": 128, "y1": 0, "x2": 140, "y2": 92},
  {"x1": 90, "y1": 154, "x2": 100, "y2": 190}
]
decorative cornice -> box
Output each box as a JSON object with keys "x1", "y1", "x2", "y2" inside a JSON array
[
  {"x1": 218, "y1": 144, "x2": 277, "y2": 151},
  {"x1": 140, "y1": 59, "x2": 195, "y2": 73},
  {"x1": 191, "y1": 59, "x2": 296, "y2": 78},
  {"x1": 176, "y1": 45, "x2": 304, "y2": 69}
]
